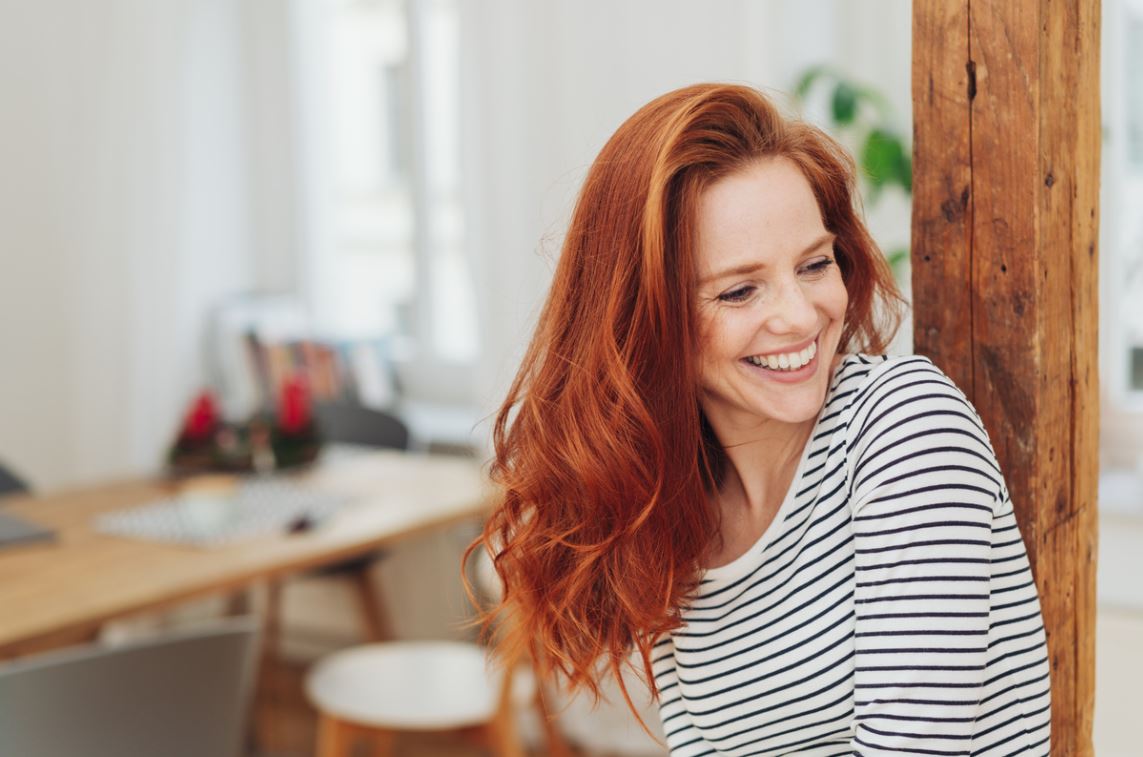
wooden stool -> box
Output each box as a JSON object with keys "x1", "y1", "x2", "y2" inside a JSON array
[{"x1": 304, "y1": 641, "x2": 526, "y2": 757}]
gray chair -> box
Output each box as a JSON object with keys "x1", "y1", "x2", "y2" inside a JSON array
[
  {"x1": 0, "y1": 617, "x2": 259, "y2": 757},
  {"x1": 0, "y1": 461, "x2": 28, "y2": 498},
  {"x1": 313, "y1": 402, "x2": 410, "y2": 451}
]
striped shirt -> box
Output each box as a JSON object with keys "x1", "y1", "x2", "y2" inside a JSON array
[{"x1": 653, "y1": 353, "x2": 1051, "y2": 756}]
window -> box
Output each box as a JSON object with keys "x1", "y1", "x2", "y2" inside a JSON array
[
  {"x1": 296, "y1": 0, "x2": 479, "y2": 365},
  {"x1": 1127, "y1": 12, "x2": 1143, "y2": 168},
  {"x1": 1121, "y1": 9, "x2": 1143, "y2": 395},
  {"x1": 1101, "y1": 0, "x2": 1143, "y2": 468}
]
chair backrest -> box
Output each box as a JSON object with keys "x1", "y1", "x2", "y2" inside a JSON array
[
  {"x1": 0, "y1": 461, "x2": 28, "y2": 497},
  {"x1": 314, "y1": 402, "x2": 411, "y2": 450},
  {"x1": 0, "y1": 617, "x2": 259, "y2": 757}
]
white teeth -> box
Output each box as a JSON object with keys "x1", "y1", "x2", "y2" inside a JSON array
[{"x1": 748, "y1": 340, "x2": 817, "y2": 372}]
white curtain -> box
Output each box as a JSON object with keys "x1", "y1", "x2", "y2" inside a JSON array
[{"x1": 0, "y1": 0, "x2": 287, "y2": 488}]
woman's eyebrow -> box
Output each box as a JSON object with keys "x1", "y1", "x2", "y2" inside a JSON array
[{"x1": 699, "y1": 232, "x2": 836, "y2": 286}]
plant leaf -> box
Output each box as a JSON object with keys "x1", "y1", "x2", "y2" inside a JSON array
[
  {"x1": 793, "y1": 65, "x2": 831, "y2": 100},
  {"x1": 861, "y1": 128, "x2": 906, "y2": 190},
  {"x1": 831, "y1": 81, "x2": 859, "y2": 125},
  {"x1": 900, "y1": 152, "x2": 913, "y2": 193},
  {"x1": 854, "y1": 84, "x2": 893, "y2": 120},
  {"x1": 886, "y1": 247, "x2": 910, "y2": 269}
]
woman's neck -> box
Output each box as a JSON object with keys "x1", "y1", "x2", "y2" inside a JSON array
[
  {"x1": 716, "y1": 417, "x2": 815, "y2": 518},
  {"x1": 701, "y1": 420, "x2": 815, "y2": 570}
]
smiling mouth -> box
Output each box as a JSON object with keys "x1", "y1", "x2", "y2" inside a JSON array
[{"x1": 743, "y1": 337, "x2": 818, "y2": 372}]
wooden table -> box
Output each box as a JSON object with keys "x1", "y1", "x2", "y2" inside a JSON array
[{"x1": 0, "y1": 449, "x2": 494, "y2": 657}]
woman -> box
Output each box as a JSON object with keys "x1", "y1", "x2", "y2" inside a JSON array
[{"x1": 469, "y1": 84, "x2": 1051, "y2": 755}]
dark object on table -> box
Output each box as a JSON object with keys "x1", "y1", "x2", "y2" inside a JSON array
[
  {"x1": 286, "y1": 513, "x2": 317, "y2": 534},
  {"x1": 0, "y1": 617, "x2": 259, "y2": 757},
  {"x1": 0, "y1": 461, "x2": 53, "y2": 561},
  {"x1": 0, "y1": 511, "x2": 55, "y2": 550}
]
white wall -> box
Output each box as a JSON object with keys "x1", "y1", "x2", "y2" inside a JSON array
[{"x1": 0, "y1": 0, "x2": 261, "y2": 489}]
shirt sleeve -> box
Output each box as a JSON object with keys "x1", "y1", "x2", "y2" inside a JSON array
[{"x1": 844, "y1": 356, "x2": 1008, "y2": 755}]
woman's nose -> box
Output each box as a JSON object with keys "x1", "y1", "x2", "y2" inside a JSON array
[{"x1": 763, "y1": 279, "x2": 817, "y2": 334}]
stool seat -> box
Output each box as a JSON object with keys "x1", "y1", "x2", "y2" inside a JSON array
[{"x1": 305, "y1": 641, "x2": 503, "y2": 730}]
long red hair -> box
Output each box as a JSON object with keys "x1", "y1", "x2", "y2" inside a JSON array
[{"x1": 466, "y1": 83, "x2": 904, "y2": 715}]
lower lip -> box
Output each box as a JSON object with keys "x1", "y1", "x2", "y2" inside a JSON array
[{"x1": 742, "y1": 340, "x2": 820, "y2": 384}]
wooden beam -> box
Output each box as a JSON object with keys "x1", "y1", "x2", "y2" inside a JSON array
[{"x1": 912, "y1": 1, "x2": 1100, "y2": 754}]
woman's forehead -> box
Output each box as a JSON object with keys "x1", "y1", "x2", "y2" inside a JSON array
[{"x1": 694, "y1": 158, "x2": 828, "y2": 280}]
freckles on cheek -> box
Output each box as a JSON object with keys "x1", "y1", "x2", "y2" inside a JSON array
[
  {"x1": 693, "y1": 301, "x2": 715, "y2": 334},
  {"x1": 696, "y1": 308, "x2": 728, "y2": 349},
  {"x1": 693, "y1": 308, "x2": 722, "y2": 366}
]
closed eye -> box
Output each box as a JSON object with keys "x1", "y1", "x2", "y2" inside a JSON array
[
  {"x1": 801, "y1": 258, "x2": 835, "y2": 276},
  {"x1": 717, "y1": 285, "x2": 756, "y2": 304}
]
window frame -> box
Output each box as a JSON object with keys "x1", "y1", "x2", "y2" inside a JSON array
[
  {"x1": 1100, "y1": 0, "x2": 1143, "y2": 465},
  {"x1": 289, "y1": 0, "x2": 480, "y2": 406}
]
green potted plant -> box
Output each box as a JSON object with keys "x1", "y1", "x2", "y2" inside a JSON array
[{"x1": 794, "y1": 66, "x2": 912, "y2": 277}]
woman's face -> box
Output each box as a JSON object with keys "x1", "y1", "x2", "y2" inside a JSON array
[{"x1": 693, "y1": 157, "x2": 849, "y2": 438}]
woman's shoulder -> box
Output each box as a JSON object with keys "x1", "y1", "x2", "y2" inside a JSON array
[
  {"x1": 838, "y1": 351, "x2": 988, "y2": 448},
  {"x1": 838, "y1": 352, "x2": 952, "y2": 396},
  {"x1": 838, "y1": 352, "x2": 1006, "y2": 517},
  {"x1": 834, "y1": 352, "x2": 974, "y2": 427}
]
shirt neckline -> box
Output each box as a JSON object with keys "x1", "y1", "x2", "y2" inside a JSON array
[{"x1": 699, "y1": 354, "x2": 853, "y2": 584}]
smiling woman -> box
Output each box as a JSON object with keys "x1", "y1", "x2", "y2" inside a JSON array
[
  {"x1": 468, "y1": 83, "x2": 1051, "y2": 755},
  {"x1": 694, "y1": 159, "x2": 848, "y2": 430},
  {"x1": 692, "y1": 158, "x2": 851, "y2": 571}
]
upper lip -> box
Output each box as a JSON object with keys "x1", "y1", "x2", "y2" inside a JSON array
[{"x1": 747, "y1": 335, "x2": 818, "y2": 359}]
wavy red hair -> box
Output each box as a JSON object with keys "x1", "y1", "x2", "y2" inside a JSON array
[{"x1": 466, "y1": 83, "x2": 904, "y2": 716}]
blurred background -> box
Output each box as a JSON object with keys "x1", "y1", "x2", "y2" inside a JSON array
[
  {"x1": 0, "y1": 0, "x2": 1139, "y2": 755},
  {"x1": 0, "y1": 0, "x2": 916, "y2": 490}
]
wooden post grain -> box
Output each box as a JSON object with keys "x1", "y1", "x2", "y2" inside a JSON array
[{"x1": 912, "y1": 0, "x2": 1100, "y2": 753}]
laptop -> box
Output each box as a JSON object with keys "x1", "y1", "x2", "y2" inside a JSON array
[{"x1": 0, "y1": 511, "x2": 55, "y2": 549}]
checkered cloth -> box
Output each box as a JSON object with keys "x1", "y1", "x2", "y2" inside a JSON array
[{"x1": 95, "y1": 477, "x2": 354, "y2": 547}]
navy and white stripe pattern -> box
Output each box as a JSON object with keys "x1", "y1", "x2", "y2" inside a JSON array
[{"x1": 654, "y1": 354, "x2": 1051, "y2": 756}]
